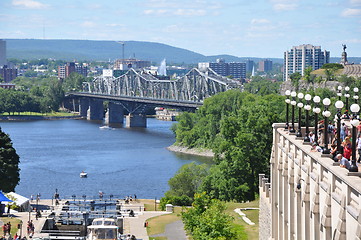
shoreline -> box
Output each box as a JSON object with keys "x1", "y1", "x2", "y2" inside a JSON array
[
  {"x1": 0, "y1": 115, "x2": 83, "y2": 121},
  {"x1": 167, "y1": 144, "x2": 214, "y2": 158}
]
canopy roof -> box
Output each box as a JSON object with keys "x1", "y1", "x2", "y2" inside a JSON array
[{"x1": 0, "y1": 191, "x2": 12, "y2": 202}]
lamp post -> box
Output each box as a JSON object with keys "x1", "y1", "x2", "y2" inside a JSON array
[
  {"x1": 313, "y1": 96, "x2": 321, "y2": 144},
  {"x1": 304, "y1": 94, "x2": 312, "y2": 142},
  {"x1": 296, "y1": 92, "x2": 304, "y2": 137},
  {"x1": 354, "y1": 87, "x2": 359, "y2": 104},
  {"x1": 285, "y1": 90, "x2": 291, "y2": 130},
  {"x1": 335, "y1": 100, "x2": 344, "y2": 159},
  {"x1": 337, "y1": 86, "x2": 342, "y2": 101},
  {"x1": 322, "y1": 98, "x2": 331, "y2": 154},
  {"x1": 344, "y1": 86, "x2": 350, "y2": 119},
  {"x1": 349, "y1": 103, "x2": 360, "y2": 172},
  {"x1": 290, "y1": 91, "x2": 297, "y2": 133}
]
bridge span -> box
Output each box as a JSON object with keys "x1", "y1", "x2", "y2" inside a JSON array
[{"x1": 66, "y1": 67, "x2": 241, "y2": 127}]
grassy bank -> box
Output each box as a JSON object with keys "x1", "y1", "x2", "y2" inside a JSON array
[
  {"x1": 0, "y1": 111, "x2": 78, "y2": 117},
  {"x1": 147, "y1": 206, "x2": 183, "y2": 240},
  {"x1": 145, "y1": 199, "x2": 259, "y2": 240},
  {"x1": 0, "y1": 217, "x2": 22, "y2": 236},
  {"x1": 225, "y1": 199, "x2": 259, "y2": 239}
]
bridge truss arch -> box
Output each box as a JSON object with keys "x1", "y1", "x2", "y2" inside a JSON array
[{"x1": 83, "y1": 67, "x2": 241, "y2": 102}]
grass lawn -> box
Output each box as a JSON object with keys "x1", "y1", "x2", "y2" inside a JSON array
[
  {"x1": 0, "y1": 217, "x2": 22, "y2": 236},
  {"x1": 139, "y1": 199, "x2": 161, "y2": 212},
  {"x1": 146, "y1": 206, "x2": 183, "y2": 240},
  {"x1": 225, "y1": 199, "x2": 259, "y2": 240}
]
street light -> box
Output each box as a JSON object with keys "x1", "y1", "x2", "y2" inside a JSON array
[
  {"x1": 337, "y1": 86, "x2": 342, "y2": 100},
  {"x1": 344, "y1": 86, "x2": 350, "y2": 119},
  {"x1": 354, "y1": 87, "x2": 359, "y2": 104},
  {"x1": 335, "y1": 100, "x2": 344, "y2": 160},
  {"x1": 313, "y1": 96, "x2": 321, "y2": 144},
  {"x1": 304, "y1": 94, "x2": 312, "y2": 142},
  {"x1": 296, "y1": 92, "x2": 304, "y2": 137},
  {"x1": 290, "y1": 91, "x2": 297, "y2": 133},
  {"x1": 349, "y1": 103, "x2": 360, "y2": 172},
  {"x1": 322, "y1": 98, "x2": 331, "y2": 154},
  {"x1": 285, "y1": 90, "x2": 291, "y2": 130}
]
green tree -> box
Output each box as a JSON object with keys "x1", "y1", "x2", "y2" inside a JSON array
[
  {"x1": 63, "y1": 72, "x2": 86, "y2": 92},
  {"x1": 289, "y1": 72, "x2": 302, "y2": 90},
  {"x1": 167, "y1": 162, "x2": 208, "y2": 198},
  {"x1": 46, "y1": 80, "x2": 65, "y2": 111},
  {"x1": 303, "y1": 66, "x2": 313, "y2": 83},
  {"x1": 182, "y1": 192, "x2": 240, "y2": 240},
  {"x1": 0, "y1": 128, "x2": 20, "y2": 192}
]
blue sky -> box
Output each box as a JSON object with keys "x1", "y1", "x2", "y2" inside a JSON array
[{"x1": 0, "y1": 0, "x2": 361, "y2": 58}]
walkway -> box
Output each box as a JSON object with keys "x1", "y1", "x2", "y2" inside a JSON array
[
  {"x1": 123, "y1": 211, "x2": 172, "y2": 240},
  {"x1": 150, "y1": 220, "x2": 187, "y2": 240}
]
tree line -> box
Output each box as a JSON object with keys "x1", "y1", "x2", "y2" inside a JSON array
[{"x1": 0, "y1": 72, "x2": 88, "y2": 114}]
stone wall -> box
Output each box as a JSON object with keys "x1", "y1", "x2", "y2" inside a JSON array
[
  {"x1": 259, "y1": 174, "x2": 271, "y2": 240},
  {"x1": 262, "y1": 122, "x2": 361, "y2": 240}
]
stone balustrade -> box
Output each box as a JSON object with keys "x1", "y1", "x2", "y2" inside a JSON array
[{"x1": 260, "y1": 123, "x2": 361, "y2": 240}]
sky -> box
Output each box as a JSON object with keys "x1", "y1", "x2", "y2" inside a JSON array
[{"x1": 0, "y1": 0, "x2": 361, "y2": 58}]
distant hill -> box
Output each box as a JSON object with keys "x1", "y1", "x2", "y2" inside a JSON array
[
  {"x1": 7, "y1": 39, "x2": 358, "y2": 65},
  {"x1": 5, "y1": 39, "x2": 284, "y2": 64}
]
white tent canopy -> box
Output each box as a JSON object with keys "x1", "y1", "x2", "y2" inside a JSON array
[{"x1": 7, "y1": 192, "x2": 31, "y2": 212}]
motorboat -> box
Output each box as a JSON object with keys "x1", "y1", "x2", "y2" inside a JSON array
[
  {"x1": 87, "y1": 218, "x2": 119, "y2": 240},
  {"x1": 80, "y1": 171, "x2": 88, "y2": 178}
]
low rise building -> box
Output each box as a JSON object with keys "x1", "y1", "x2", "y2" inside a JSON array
[{"x1": 58, "y1": 62, "x2": 88, "y2": 79}]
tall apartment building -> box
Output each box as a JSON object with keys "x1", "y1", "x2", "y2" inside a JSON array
[
  {"x1": 0, "y1": 40, "x2": 7, "y2": 67},
  {"x1": 0, "y1": 65, "x2": 18, "y2": 82},
  {"x1": 259, "y1": 59, "x2": 273, "y2": 72},
  {"x1": 245, "y1": 59, "x2": 254, "y2": 73},
  {"x1": 283, "y1": 44, "x2": 330, "y2": 81},
  {"x1": 198, "y1": 59, "x2": 246, "y2": 79},
  {"x1": 58, "y1": 62, "x2": 88, "y2": 79}
]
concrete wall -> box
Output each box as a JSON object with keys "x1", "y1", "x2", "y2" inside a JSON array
[
  {"x1": 260, "y1": 123, "x2": 361, "y2": 240},
  {"x1": 259, "y1": 174, "x2": 271, "y2": 240}
]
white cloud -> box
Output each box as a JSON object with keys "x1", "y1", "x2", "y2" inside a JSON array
[
  {"x1": 12, "y1": 0, "x2": 48, "y2": 9},
  {"x1": 341, "y1": 8, "x2": 361, "y2": 17},
  {"x1": 174, "y1": 9, "x2": 206, "y2": 16},
  {"x1": 251, "y1": 18, "x2": 271, "y2": 24},
  {"x1": 106, "y1": 23, "x2": 125, "y2": 27},
  {"x1": 143, "y1": 8, "x2": 206, "y2": 16},
  {"x1": 81, "y1": 21, "x2": 96, "y2": 28},
  {"x1": 351, "y1": 0, "x2": 361, "y2": 6},
  {"x1": 273, "y1": 3, "x2": 297, "y2": 11}
]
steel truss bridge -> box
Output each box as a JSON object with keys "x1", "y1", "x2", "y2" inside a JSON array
[{"x1": 82, "y1": 67, "x2": 241, "y2": 103}]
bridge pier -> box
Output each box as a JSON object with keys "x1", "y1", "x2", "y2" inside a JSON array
[
  {"x1": 79, "y1": 98, "x2": 89, "y2": 118},
  {"x1": 105, "y1": 102, "x2": 124, "y2": 125},
  {"x1": 87, "y1": 99, "x2": 104, "y2": 121},
  {"x1": 125, "y1": 114, "x2": 147, "y2": 128}
]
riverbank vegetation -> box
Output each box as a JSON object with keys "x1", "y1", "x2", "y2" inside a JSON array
[
  {"x1": 161, "y1": 88, "x2": 284, "y2": 239},
  {"x1": 0, "y1": 72, "x2": 89, "y2": 115},
  {"x1": 166, "y1": 90, "x2": 284, "y2": 203}
]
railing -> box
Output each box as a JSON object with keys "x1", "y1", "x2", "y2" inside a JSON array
[{"x1": 260, "y1": 123, "x2": 361, "y2": 240}]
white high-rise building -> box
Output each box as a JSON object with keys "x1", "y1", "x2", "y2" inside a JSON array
[
  {"x1": 283, "y1": 44, "x2": 330, "y2": 81},
  {"x1": 0, "y1": 40, "x2": 6, "y2": 66}
]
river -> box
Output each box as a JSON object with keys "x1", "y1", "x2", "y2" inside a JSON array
[{"x1": 0, "y1": 118, "x2": 209, "y2": 200}]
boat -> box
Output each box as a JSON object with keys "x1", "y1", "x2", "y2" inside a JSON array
[
  {"x1": 87, "y1": 218, "x2": 119, "y2": 240},
  {"x1": 80, "y1": 171, "x2": 88, "y2": 178}
]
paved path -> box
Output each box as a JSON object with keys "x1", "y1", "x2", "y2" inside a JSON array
[
  {"x1": 123, "y1": 211, "x2": 172, "y2": 240},
  {"x1": 150, "y1": 220, "x2": 187, "y2": 240}
]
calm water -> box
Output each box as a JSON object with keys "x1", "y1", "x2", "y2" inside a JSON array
[{"x1": 0, "y1": 119, "x2": 208, "y2": 199}]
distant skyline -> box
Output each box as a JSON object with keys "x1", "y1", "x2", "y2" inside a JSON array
[{"x1": 0, "y1": 0, "x2": 361, "y2": 58}]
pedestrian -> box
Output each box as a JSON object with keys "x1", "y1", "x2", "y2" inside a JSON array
[{"x1": 357, "y1": 133, "x2": 361, "y2": 163}]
